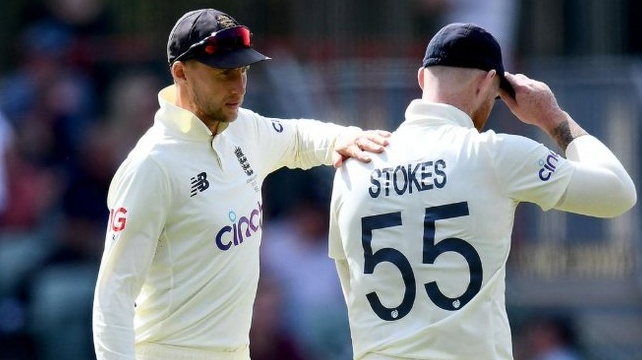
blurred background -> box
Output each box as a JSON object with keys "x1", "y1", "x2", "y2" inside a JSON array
[{"x1": 0, "y1": 0, "x2": 639, "y2": 359}]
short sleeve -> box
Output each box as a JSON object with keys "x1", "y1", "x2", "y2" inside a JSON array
[
  {"x1": 485, "y1": 133, "x2": 574, "y2": 211},
  {"x1": 328, "y1": 168, "x2": 348, "y2": 260}
]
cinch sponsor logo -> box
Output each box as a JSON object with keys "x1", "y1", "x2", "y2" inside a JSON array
[
  {"x1": 109, "y1": 207, "x2": 128, "y2": 232},
  {"x1": 538, "y1": 150, "x2": 560, "y2": 181},
  {"x1": 271, "y1": 120, "x2": 283, "y2": 133},
  {"x1": 215, "y1": 202, "x2": 263, "y2": 251}
]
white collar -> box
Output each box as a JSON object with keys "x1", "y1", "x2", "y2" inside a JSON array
[
  {"x1": 155, "y1": 85, "x2": 230, "y2": 141},
  {"x1": 400, "y1": 99, "x2": 475, "y2": 130}
]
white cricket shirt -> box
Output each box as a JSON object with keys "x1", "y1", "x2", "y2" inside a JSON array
[
  {"x1": 93, "y1": 85, "x2": 349, "y2": 360},
  {"x1": 329, "y1": 100, "x2": 634, "y2": 360}
]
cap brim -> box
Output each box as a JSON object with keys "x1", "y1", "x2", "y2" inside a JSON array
[
  {"x1": 196, "y1": 48, "x2": 271, "y2": 69},
  {"x1": 499, "y1": 75, "x2": 515, "y2": 98}
]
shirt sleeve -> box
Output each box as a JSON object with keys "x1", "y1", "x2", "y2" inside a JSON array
[
  {"x1": 93, "y1": 156, "x2": 170, "y2": 360},
  {"x1": 489, "y1": 132, "x2": 636, "y2": 217},
  {"x1": 328, "y1": 167, "x2": 348, "y2": 260},
  {"x1": 487, "y1": 132, "x2": 575, "y2": 211},
  {"x1": 553, "y1": 135, "x2": 637, "y2": 217},
  {"x1": 244, "y1": 110, "x2": 360, "y2": 173}
]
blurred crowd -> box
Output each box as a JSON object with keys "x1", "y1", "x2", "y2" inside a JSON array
[
  {"x1": 0, "y1": 1, "x2": 165, "y2": 359},
  {"x1": 0, "y1": 0, "x2": 590, "y2": 359}
]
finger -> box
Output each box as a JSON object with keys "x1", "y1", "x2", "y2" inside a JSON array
[
  {"x1": 357, "y1": 139, "x2": 386, "y2": 153},
  {"x1": 499, "y1": 74, "x2": 518, "y2": 106},
  {"x1": 332, "y1": 153, "x2": 346, "y2": 168},
  {"x1": 504, "y1": 72, "x2": 528, "y2": 89},
  {"x1": 337, "y1": 145, "x2": 372, "y2": 167},
  {"x1": 333, "y1": 150, "x2": 368, "y2": 168},
  {"x1": 357, "y1": 131, "x2": 390, "y2": 153},
  {"x1": 364, "y1": 130, "x2": 392, "y2": 146},
  {"x1": 370, "y1": 129, "x2": 392, "y2": 138},
  {"x1": 499, "y1": 88, "x2": 517, "y2": 106}
]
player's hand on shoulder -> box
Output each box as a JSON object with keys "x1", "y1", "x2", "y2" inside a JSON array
[{"x1": 333, "y1": 129, "x2": 391, "y2": 168}]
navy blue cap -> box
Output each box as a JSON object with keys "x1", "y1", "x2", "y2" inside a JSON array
[
  {"x1": 167, "y1": 9, "x2": 270, "y2": 69},
  {"x1": 423, "y1": 23, "x2": 514, "y2": 97}
]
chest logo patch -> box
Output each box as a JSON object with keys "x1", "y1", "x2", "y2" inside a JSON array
[
  {"x1": 190, "y1": 172, "x2": 210, "y2": 197},
  {"x1": 234, "y1": 146, "x2": 260, "y2": 192},
  {"x1": 234, "y1": 146, "x2": 254, "y2": 176}
]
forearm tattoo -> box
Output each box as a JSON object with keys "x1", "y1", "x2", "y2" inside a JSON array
[{"x1": 550, "y1": 120, "x2": 588, "y2": 151}]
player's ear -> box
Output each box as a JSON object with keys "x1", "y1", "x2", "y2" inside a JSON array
[
  {"x1": 486, "y1": 69, "x2": 498, "y2": 92},
  {"x1": 171, "y1": 61, "x2": 188, "y2": 83},
  {"x1": 476, "y1": 69, "x2": 497, "y2": 98},
  {"x1": 418, "y1": 67, "x2": 425, "y2": 90}
]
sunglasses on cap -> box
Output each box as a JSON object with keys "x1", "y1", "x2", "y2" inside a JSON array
[{"x1": 173, "y1": 26, "x2": 253, "y2": 63}]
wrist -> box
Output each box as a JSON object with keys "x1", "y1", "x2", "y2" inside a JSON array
[
  {"x1": 547, "y1": 112, "x2": 588, "y2": 151},
  {"x1": 541, "y1": 110, "x2": 570, "y2": 135}
]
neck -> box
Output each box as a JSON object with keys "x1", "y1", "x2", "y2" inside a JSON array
[
  {"x1": 422, "y1": 87, "x2": 475, "y2": 118},
  {"x1": 173, "y1": 83, "x2": 222, "y2": 135},
  {"x1": 421, "y1": 69, "x2": 486, "y2": 130}
]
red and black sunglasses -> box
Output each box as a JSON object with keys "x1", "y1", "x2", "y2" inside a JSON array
[{"x1": 173, "y1": 26, "x2": 253, "y2": 63}]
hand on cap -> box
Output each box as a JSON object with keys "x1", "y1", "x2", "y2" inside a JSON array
[
  {"x1": 332, "y1": 129, "x2": 391, "y2": 168},
  {"x1": 499, "y1": 72, "x2": 569, "y2": 134}
]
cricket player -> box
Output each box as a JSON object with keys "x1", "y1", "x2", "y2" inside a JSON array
[
  {"x1": 92, "y1": 8, "x2": 389, "y2": 360},
  {"x1": 329, "y1": 23, "x2": 636, "y2": 360}
]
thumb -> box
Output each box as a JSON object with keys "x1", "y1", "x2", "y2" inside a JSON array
[
  {"x1": 500, "y1": 89, "x2": 518, "y2": 110},
  {"x1": 332, "y1": 153, "x2": 346, "y2": 168}
]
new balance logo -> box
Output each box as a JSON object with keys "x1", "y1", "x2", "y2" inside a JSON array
[{"x1": 190, "y1": 172, "x2": 209, "y2": 197}]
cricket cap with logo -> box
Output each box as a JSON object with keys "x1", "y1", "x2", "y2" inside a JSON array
[
  {"x1": 422, "y1": 22, "x2": 515, "y2": 97},
  {"x1": 167, "y1": 8, "x2": 271, "y2": 69}
]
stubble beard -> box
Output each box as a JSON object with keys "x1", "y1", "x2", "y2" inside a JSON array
[{"x1": 193, "y1": 93, "x2": 241, "y2": 129}]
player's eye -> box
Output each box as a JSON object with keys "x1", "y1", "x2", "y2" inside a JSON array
[{"x1": 218, "y1": 66, "x2": 249, "y2": 77}]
